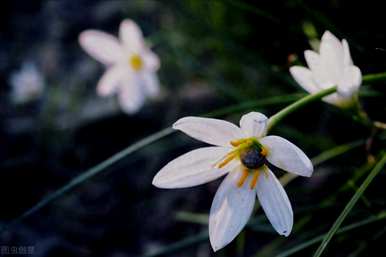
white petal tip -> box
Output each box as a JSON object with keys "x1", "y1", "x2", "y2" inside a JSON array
[{"x1": 210, "y1": 239, "x2": 225, "y2": 252}]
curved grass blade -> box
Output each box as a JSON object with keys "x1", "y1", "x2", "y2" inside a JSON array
[
  {"x1": 312, "y1": 153, "x2": 386, "y2": 257},
  {"x1": 0, "y1": 127, "x2": 174, "y2": 232},
  {"x1": 276, "y1": 211, "x2": 386, "y2": 257}
]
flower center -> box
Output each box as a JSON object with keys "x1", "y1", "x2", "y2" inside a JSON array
[
  {"x1": 215, "y1": 137, "x2": 268, "y2": 189},
  {"x1": 129, "y1": 54, "x2": 143, "y2": 71}
]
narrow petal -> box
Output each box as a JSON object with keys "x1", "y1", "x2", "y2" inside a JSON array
[
  {"x1": 319, "y1": 31, "x2": 344, "y2": 82},
  {"x1": 342, "y1": 39, "x2": 353, "y2": 66},
  {"x1": 143, "y1": 51, "x2": 160, "y2": 71},
  {"x1": 289, "y1": 66, "x2": 320, "y2": 94},
  {"x1": 79, "y1": 30, "x2": 122, "y2": 65},
  {"x1": 338, "y1": 66, "x2": 362, "y2": 97},
  {"x1": 256, "y1": 168, "x2": 293, "y2": 236},
  {"x1": 260, "y1": 136, "x2": 313, "y2": 177},
  {"x1": 304, "y1": 50, "x2": 320, "y2": 72},
  {"x1": 209, "y1": 170, "x2": 255, "y2": 251},
  {"x1": 173, "y1": 117, "x2": 244, "y2": 147},
  {"x1": 119, "y1": 19, "x2": 144, "y2": 53},
  {"x1": 141, "y1": 72, "x2": 160, "y2": 98},
  {"x1": 152, "y1": 147, "x2": 232, "y2": 189},
  {"x1": 97, "y1": 66, "x2": 125, "y2": 96},
  {"x1": 239, "y1": 112, "x2": 268, "y2": 138},
  {"x1": 117, "y1": 77, "x2": 145, "y2": 114}
]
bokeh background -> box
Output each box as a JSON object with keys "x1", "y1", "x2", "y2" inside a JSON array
[{"x1": 0, "y1": 0, "x2": 385, "y2": 256}]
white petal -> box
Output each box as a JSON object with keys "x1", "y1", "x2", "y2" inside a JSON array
[
  {"x1": 141, "y1": 71, "x2": 160, "y2": 98},
  {"x1": 304, "y1": 50, "x2": 320, "y2": 72},
  {"x1": 173, "y1": 117, "x2": 244, "y2": 147},
  {"x1": 97, "y1": 66, "x2": 125, "y2": 96},
  {"x1": 260, "y1": 136, "x2": 313, "y2": 177},
  {"x1": 119, "y1": 19, "x2": 144, "y2": 53},
  {"x1": 209, "y1": 170, "x2": 255, "y2": 251},
  {"x1": 143, "y1": 51, "x2": 160, "y2": 71},
  {"x1": 338, "y1": 66, "x2": 362, "y2": 97},
  {"x1": 239, "y1": 112, "x2": 268, "y2": 138},
  {"x1": 342, "y1": 39, "x2": 353, "y2": 66},
  {"x1": 289, "y1": 66, "x2": 320, "y2": 94},
  {"x1": 319, "y1": 31, "x2": 344, "y2": 83},
  {"x1": 256, "y1": 168, "x2": 293, "y2": 236},
  {"x1": 117, "y1": 77, "x2": 145, "y2": 114},
  {"x1": 79, "y1": 30, "x2": 122, "y2": 65},
  {"x1": 152, "y1": 147, "x2": 232, "y2": 189}
]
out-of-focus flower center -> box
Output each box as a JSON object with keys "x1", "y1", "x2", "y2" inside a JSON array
[
  {"x1": 129, "y1": 54, "x2": 143, "y2": 71},
  {"x1": 215, "y1": 137, "x2": 268, "y2": 189}
]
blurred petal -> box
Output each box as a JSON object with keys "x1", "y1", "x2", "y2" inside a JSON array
[
  {"x1": 260, "y1": 136, "x2": 313, "y2": 177},
  {"x1": 143, "y1": 51, "x2": 160, "y2": 71},
  {"x1": 209, "y1": 170, "x2": 255, "y2": 251},
  {"x1": 79, "y1": 30, "x2": 122, "y2": 65},
  {"x1": 338, "y1": 66, "x2": 362, "y2": 97},
  {"x1": 173, "y1": 117, "x2": 244, "y2": 147},
  {"x1": 289, "y1": 66, "x2": 319, "y2": 94},
  {"x1": 304, "y1": 50, "x2": 320, "y2": 72},
  {"x1": 256, "y1": 168, "x2": 293, "y2": 236},
  {"x1": 141, "y1": 72, "x2": 160, "y2": 98},
  {"x1": 152, "y1": 147, "x2": 232, "y2": 189},
  {"x1": 117, "y1": 77, "x2": 145, "y2": 114},
  {"x1": 239, "y1": 112, "x2": 268, "y2": 138},
  {"x1": 119, "y1": 19, "x2": 144, "y2": 53},
  {"x1": 342, "y1": 39, "x2": 353, "y2": 66},
  {"x1": 97, "y1": 66, "x2": 124, "y2": 96}
]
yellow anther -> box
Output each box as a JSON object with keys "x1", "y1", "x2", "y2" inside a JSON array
[
  {"x1": 237, "y1": 168, "x2": 249, "y2": 188},
  {"x1": 216, "y1": 151, "x2": 237, "y2": 169},
  {"x1": 129, "y1": 54, "x2": 143, "y2": 71},
  {"x1": 260, "y1": 146, "x2": 268, "y2": 157},
  {"x1": 230, "y1": 139, "x2": 247, "y2": 147},
  {"x1": 250, "y1": 170, "x2": 260, "y2": 189}
]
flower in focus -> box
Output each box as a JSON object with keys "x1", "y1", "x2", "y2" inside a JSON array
[
  {"x1": 152, "y1": 112, "x2": 313, "y2": 251},
  {"x1": 79, "y1": 19, "x2": 160, "y2": 113},
  {"x1": 290, "y1": 31, "x2": 362, "y2": 107},
  {"x1": 9, "y1": 62, "x2": 45, "y2": 104}
]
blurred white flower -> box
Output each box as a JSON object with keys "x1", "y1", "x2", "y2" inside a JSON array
[
  {"x1": 152, "y1": 112, "x2": 313, "y2": 251},
  {"x1": 79, "y1": 19, "x2": 160, "y2": 114},
  {"x1": 290, "y1": 31, "x2": 362, "y2": 107},
  {"x1": 10, "y1": 62, "x2": 45, "y2": 104}
]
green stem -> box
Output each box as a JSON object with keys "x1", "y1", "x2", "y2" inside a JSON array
[
  {"x1": 312, "y1": 153, "x2": 386, "y2": 257},
  {"x1": 267, "y1": 86, "x2": 337, "y2": 131},
  {"x1": 362, "y1": 72, "x2": 386, "y2": 83}
]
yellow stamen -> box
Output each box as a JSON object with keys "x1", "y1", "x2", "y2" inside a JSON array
[
  {"x1": 129, "y1": 54, "x2": 143, "y2": 71},
  {"x1": 231, "y1": 138, "x2": 247, "y2": 147},
  {"x1": 237, "y1": 168, "x2": 249, "y2": 188},
  {"x1": 216, "y1": 151, "x2": 238, "y2": 168},
  {"x1": 250, "y1": 170, "x2": 260, "y2": 189}
]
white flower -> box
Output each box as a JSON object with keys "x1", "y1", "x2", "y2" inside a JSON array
[
  {"x1": 79, "y1": 19, "x2": 160, "y2": 114},
  {"x1": 290, "y1": 31, "x2": 362, "y2": 107},
  {"x1": 152, "y1": 112, "x2": 313, "y2": 251},
  {"x1": 9, "y1": 62, "x2": 45, "y2": 104}
]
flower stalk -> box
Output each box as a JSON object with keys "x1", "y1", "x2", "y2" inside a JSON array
[{"x1": 267, "y1": 86, "x2": 337, "y2": 131}]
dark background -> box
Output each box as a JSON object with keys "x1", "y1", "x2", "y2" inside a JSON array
[{"x1": 0, "y1": 0, "x2": 385, "y2": 256}]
